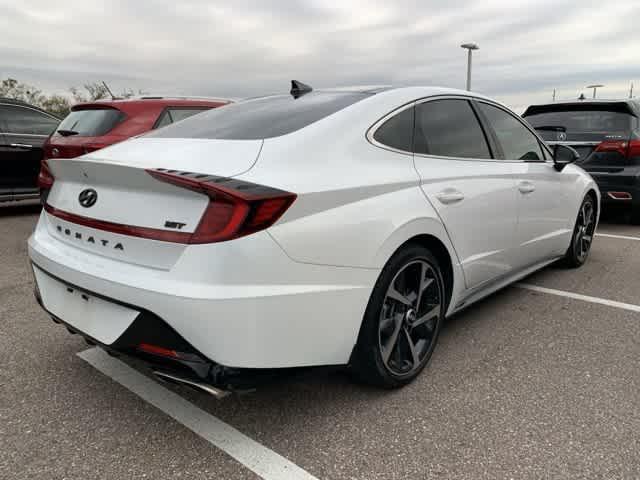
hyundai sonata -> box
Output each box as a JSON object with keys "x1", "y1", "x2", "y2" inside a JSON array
[{"x1": 29, "y1": 83, "x2": 599, "y2": 393}]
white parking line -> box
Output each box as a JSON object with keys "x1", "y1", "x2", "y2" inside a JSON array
[
  {"x1": 596, "y1": 233, "x2": 640, "y2": 242},
  {"x1": 78, "y1": 348, "x2": 319, "y2": 480},
  {"x1": 516, "y1": 283, "x2": 640, "y2": 313}
]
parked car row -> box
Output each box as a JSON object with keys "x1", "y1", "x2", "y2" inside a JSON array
[
  {"x1": 28, "y1": 82, "x2": 599, "y2": 394},
  {"x1": 0, "y1": 96, "x2": 231, "y2": 203},
  {"x1": 2, "y1": 90, "x2": 637, "y2": 224}
]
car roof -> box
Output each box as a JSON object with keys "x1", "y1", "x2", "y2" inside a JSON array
[
  {"x1": 0, "y1": 97, "x2": 61, "y2": 118},
  {"x1": 245, "y1": 85, "x2": 504, "y2": 106}
]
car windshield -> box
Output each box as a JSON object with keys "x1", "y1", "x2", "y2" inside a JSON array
[
  {"x1": 54, "y1": 108, "x2": 125, "y2": 137},
  {"x1": 147, "y1": 91, "x2": 372, "y2": 140}
]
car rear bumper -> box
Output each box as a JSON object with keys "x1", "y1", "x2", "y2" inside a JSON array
[{"x1": 28, "y1": 211, "x2": 377, "y2": 369}]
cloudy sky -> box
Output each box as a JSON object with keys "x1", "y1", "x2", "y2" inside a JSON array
[{"x1": 1, "y1": 0, "x2": 639, "y2": 112}]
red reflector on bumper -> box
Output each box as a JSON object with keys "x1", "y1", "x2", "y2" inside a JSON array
[
  {"x1": 607, "y1": 191, "x2": 632, "y2": 200},
  {"x1": 137, "y1": 343, "x2": 180, "y2": 358}
]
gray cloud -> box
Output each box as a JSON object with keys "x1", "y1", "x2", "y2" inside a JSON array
[{"x1": 1, "y1": 0, "x2": 638, "y2": 111}]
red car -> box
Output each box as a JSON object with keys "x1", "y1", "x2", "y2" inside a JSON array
[
  {"x1": 39, "y1": 97, "x2": 231, "y2": 190},
  {"x1": 45, "y1": 97, "x2": 231, "y2": 159}
]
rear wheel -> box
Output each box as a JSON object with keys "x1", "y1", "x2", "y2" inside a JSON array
[
  {"x1": 351, "y1": 244, "x2": 446, "y2": 388},
  {"x1": 562, "y1": 195, "x2": 596, "y2": 268}
]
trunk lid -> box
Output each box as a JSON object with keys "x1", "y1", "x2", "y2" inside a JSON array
[{"x1": 44, "y1": 137, "x2": 263, "y2": 269}]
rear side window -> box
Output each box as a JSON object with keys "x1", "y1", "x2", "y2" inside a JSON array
[
  {"x1": 54, "y1": 108, "x2": 125, "y2": 137},
  {"x1": 154, "y1": 107, "x2": 210, "y2": 129},
  {"x1": 0, "y1": 104, "x2": 59, "y2": 135},
  {"x1": 478, "y1": 103, "x2": 543, "y2": 161},
  {"x1": 148, "y1": 91, "x2": 371, "y2": 140},
  {"x1": 372, "y1": 106, "x2": 414, "y2": 152},
  {"x1": 414, "y1": 99, "x2": 491, "y2": 159}
]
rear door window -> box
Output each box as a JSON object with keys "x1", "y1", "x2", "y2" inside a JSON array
[
  {"x1": 154, "y1": 107, "x2": 210, "y2": 129},
  {"x1": 0, "y1": 104, "x2": 59, "y2": 136},
  {"x1": 54, "y1": 108, "x2": 125, "y2": 137},
  {"x1": 478, "y1": 102, "x2": 543, "y2": 161},
  {"x1": 414, "y1": 99, "x2": 492, "y2": 159},
  {"x1": 148, "y1": 91, "x2": 372, "y2": 140}
]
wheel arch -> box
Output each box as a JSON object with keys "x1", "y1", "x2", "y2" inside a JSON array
[
  {"x1": 373, "y1": 218, "x2": 463, "y2": 313},
  {"x1": 396, "y1": 234, "x2": 454, "y2": 311}
]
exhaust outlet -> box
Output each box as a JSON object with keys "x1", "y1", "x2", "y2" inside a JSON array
[{"x1": 152, "y1": 371, "x2": 230, "y2": 400}]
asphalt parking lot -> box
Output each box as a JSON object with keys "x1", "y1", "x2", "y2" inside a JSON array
[{"x1": 1, "y1": 203, "x2": 638, "y2": 480}]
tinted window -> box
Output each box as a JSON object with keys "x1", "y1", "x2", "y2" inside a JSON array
[
  {"x1": 373, "y1": 106, "x2": 413, "y2": 152},
  {"x1": 154, "y1": 107, "x2": 210, "y2": 129},
  {"x1": 414, "y1": 99, "x2": 491, "y2": 159},
  {"x1": 148, "y1": 91, "x2": 371, "y2": 140},
  {"x1": 0, "y1": 105, "x2": 59, "y2": 135},
  {"x1": 479, "y1": 103, "x2": 543, "y2": 161},
  {"x1": 53, "y1": 108, "x2": 125, "y2": 137},
  {"x1": 523, "y1": 104, "x2": 635, "y2": 142}
]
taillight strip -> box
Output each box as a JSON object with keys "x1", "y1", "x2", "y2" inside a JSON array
[
  {"x1": 43, "y1": 203, "x2": 192, "y2": 244},
  {"x1": 43, "y1": 169, "x2": 296, "y2": 245}
]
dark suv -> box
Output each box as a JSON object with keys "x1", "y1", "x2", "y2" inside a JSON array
[
  {"x1": 0, "y1": 98, "x2": 60, "y2": 202},
  {"x1": 523, "y1": 100, "x2": 640, "y2": 223}
]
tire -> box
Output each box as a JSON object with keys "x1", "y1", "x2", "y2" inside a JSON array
[
  {"x1": 350, "y1": 244, "x2": 446, "y2": 388},
  {"x1": 562, "y1": 195, "x2": 596, "y2": 268}
]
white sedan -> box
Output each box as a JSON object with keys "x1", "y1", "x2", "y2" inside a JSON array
[{"x1": 29, "y1": 83, "x2": 599, "y2": 393}]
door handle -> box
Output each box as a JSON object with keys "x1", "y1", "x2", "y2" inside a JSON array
[
  {"x1": 518, "y1": 181, "x2": 536, "y2": 194},
  {"x1": 10, "y1": 143, "x2": 33, "y2": 149},
  {"x1": 435, "y1": 189, "x2": 465, "y2": 204}
]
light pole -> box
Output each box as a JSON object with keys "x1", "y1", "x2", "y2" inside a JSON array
[
  {"x1": 461, "y1": 43, "x2": 479, "y2": 91},
  {"x1": 586, "y1": 84, "x2": 604, "y2": 99}
]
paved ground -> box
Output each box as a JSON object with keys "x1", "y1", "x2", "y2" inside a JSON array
[{"x1": 1, "y1": 203, "x2": 638, "y2": 479}]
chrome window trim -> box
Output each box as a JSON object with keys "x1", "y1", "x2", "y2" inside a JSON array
[
  {"x1": 367, "y1": 94, "x2": 551, "y2": 163},
  {"x1": 366, "y1": 100, "x2": 415, "y2": 157},
  {"x1": 0, "y1": 132, "x2": 49, "y2": 138}
]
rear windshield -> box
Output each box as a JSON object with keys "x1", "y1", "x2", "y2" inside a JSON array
[
  {"x1": 523, "y1": 104, "x2": 635, "y2": 134},
  {"x1": 147, "y1": 91, "x2": 371, "y2": 140},
  {"x1": 54, "y1": 108, "x2": 125, "y2": 137}
]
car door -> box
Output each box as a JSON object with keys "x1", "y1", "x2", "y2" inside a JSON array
[
  {"x1": 412, "y1": 97, "x2": 520, "y2": 290},
  {"x1": 476, "y1": 101, "x2": 577, "y2": 267},
  {"x1": 0, "y1": 104, "x2": 58, "y2": 196},
  {"x1": 0, "y1": 107, "x2": 16, "y2": 199}
]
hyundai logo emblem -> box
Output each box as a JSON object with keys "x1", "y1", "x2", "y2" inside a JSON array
[
  {"x1": 557, "y1": 132, "x2": 567, "y2": 141},
  {"x1": 78, "y1": 188, "x2": 98, "y2": 208},
  {"x1": 51, "y1": 148, "x2": 59, "y2": 157}
]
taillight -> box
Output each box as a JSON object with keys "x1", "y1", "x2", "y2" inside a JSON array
[
  {"x1": 38, "y1": 160, "x2": 54, "y2": 190},
  {"x1": 594, "y1": 139, "x2": 640, "y2": 158},
  {"x1": 38, "y1": 160, "x2": 55, "y2": 204},
  {"x1": 594, "y1": 140, "x2": 629, "y2": 157},
  {"x1": 146, "y1": 169, "x2": 296, "y2": 244}
]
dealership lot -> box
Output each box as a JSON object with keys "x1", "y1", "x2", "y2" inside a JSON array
[{"x1": 1, "y1": 204, "x2": 638, "y2": 479}]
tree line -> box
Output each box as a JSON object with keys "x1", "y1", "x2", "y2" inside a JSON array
[{"x1": 0, "y1": 78, "x2": 144, "y2": 118}]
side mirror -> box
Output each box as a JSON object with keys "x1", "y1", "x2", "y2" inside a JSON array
[{"x1": 553, "y1": 144, "x2": 580, "y2": 171}]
